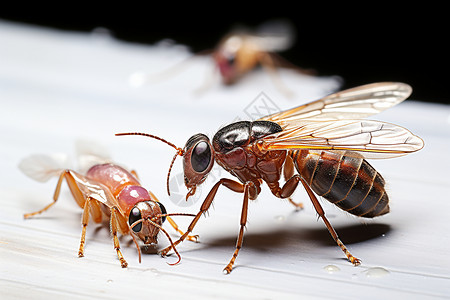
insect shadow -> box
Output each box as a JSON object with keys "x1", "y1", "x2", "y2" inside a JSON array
[{"x1": 201, "y1": 222, "x2": 392, "y2": 252}]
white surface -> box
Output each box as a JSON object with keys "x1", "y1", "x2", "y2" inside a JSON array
[{"x1": 1, "y1": 20, "x2": 450, "y2": 299}]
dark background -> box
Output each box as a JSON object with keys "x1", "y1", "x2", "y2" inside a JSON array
[{"x1": 1, "y1": 5, "x2": 448, "y2": 104}]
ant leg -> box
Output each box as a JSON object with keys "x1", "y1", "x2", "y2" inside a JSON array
[
  {"x1": 166, "y1": 216, "x2": 199, "y2": 242},
  {"x1": 159, "y1": 178, "x2": 247, "y2": 256},
  {"x1": 78, "y1": 197, "x2": 94, "y2": 258},
  {"x1": 259, "y1": 53, "x2": 294, "y2": 98},
  {"x1": 110, "y1": 207, "x2": 128, "y2": 268},
  {"x1": 149, "y1": 188, "x2": 199, "y2": 242},
  {"x1": 23, "y1": 171, "x2": 67, "y2": 218},
  {"x1": 223, "y1": 181, "x2": 253, "y2": 274},
  {"x1": 130, "y1": 170, "x2": 139, "y2": 179},
  {"x1": 287, "y1": 195, "x2": 304, "y2": 210},
  {"x1": 88, "y1": 198, "x2": 103, "y2": 224},
  {"x1": 25, "y1": 170, "x2": 96, "y2": 220},
  {"x1": 299, "y1": 178, "x2": 361, "y2": 266},
  {"x1": 193, "y1": 63, "x2": 219, "y2": 96},
  {"x1": 282, "y1": 156, "x2": 303, "y2": 210},
  {"x1": 149, "y1": 187, "x2": 200, "y2": 243},
  {"x1": 78, "y1": 197, "x2": 104, "y2": 258},
  {"x1": 262, "y1": 52, "x2": 317, "y2": 76},
  {"x1": 24, "y1": 170, "x2": 92, "y2": 219}
]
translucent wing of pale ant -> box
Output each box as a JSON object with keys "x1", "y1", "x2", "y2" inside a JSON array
[
  {"x1": 18, "y1": 153, "x2": 72, "y2": 182},
  {"x1": 224, "y1": 19, "x2": 295, "y2": 54},
  {"x1": 248, "y1": 19, "x2": 296, "y2": 53},
  {"x1": 259, "y1": 119, "x2": 424, "y2": 159},
  {"x1": 75, "y1": 139, "x2": 113, "y2": 174},
  {"x1": 259, "y1": 82, "x2": 412, "y2": 125},
  {"x1": 18, "y1": 151, "x2": 123, "y2": 213}
]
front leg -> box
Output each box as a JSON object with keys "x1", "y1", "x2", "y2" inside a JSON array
[
  {"x1": 147, "y1": 189, "x2": 199, "y2": 242},
  {"x1": 223, "y1": 181, "x2": 253, "y2": 274},
  {"x1": 159, "y1": 178, "x2": 248, "y2": 257},
  {"x1": 259, "y1": 52, "x2": 294, "y2": 98},
  {"x1": 110, "y1": 207, "x2": 129, "y2": 268},
  {"x1": 166, "y1": 216, "x2": 199, "y2": 242}
]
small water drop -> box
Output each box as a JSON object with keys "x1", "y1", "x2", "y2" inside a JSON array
[
  {"x1": 106, "y1": 279, "x2": 113, "y2": 283},
  {"x1": 274, "y1": 215, "x2": 286, "y2": 222},
  {"x1": 323, "y1": 265, "x2": 341, "y2": 274},
  {"x1": 145, "y1": 267, "x2": 162, "y2": 277},
  {"x1": 365, "y1": 267, "x2": 390, "y2": 278}
]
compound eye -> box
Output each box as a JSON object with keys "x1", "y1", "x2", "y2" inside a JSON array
[
  {"x1": 191, "y1": 141, "x2": 211, "y2": 173},
  {"x1": 129, "y1": 207, "x2": 142, "y2": 232},
  {"x1": 156, "y1": 202, "x2": 167, "y2": 223}
]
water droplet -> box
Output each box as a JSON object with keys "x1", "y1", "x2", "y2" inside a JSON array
[
  {"x1": 365, "y1": 267, "x2": 390, "y2": 278},
  {"x1": 323, "y1": 265, "x2": 340, "y2": 274},
  {"x1": 106, "y1": 279, "x2": 113, "y2": 283},
  {"x1": 274, "y1": 215, "x2": 285, "y2": 222},
  {"x1": 145, "y1": 268, "x2": 162, "y2": 277}
]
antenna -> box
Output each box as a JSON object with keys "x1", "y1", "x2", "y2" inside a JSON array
[{"x1": 115, "y1": 132, "x2": 184, "y2": 195}]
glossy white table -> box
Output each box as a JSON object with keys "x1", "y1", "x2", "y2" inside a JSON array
[{"x1": 1, "y1": 20, "x2": 449, "y2": 299}]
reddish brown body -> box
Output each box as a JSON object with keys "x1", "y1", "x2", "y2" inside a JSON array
[
  {"x1": 211, "y1": 121, "x2": 389, "y2": 219},
  {"x1": 117, "y1": 82, "x2": 424, "y2": 274},
  {"x1": 212, "y1": 121, "x2": 288, "y2": 200},
  {"x1": 144, "y1": 120, "x2": 372, "y2": 272},
  {"x1": 215, "y1": 147, "x2": 287, "y2": 200}
]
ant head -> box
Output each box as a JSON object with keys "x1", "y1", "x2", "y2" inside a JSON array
[
  {"x1": 214, "y1": 34, "x2": 244, "y2": 85},
  {"x1": 128, "y1": 200, "x2": 166, "y2": 245},
  {"x1": 127, "y1": 196, "x2": 196, "y2": 265},
  {"x1": 182, "y1": 134, "x2": 215, "y2": 197}
]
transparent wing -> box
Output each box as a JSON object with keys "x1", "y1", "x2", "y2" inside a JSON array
[
  {"x1": 19, "y1": 152, "x2": 124, "y2": 213},
  {"x1": 18, "y1": 153, "x2": 72, "y2": 182},
  {"x1": 259, "y1": 119, "x2": 424, "y2": 159},
  {"x1": 75, "y1": 139, "x2": 113, "y2": 174},
  {"x1": 259, "y1": 82, "x2": 412, "y2": 124},
  {"x1": 248, "y1": 19, "x2": 296, "y2": 52}
]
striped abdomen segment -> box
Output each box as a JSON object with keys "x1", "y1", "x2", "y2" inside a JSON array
[{"x1": 291, "y1": 150, "x2": 389, "y2": 218}]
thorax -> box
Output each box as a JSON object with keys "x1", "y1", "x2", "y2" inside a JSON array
[{"x1": 212, "y1": 121, "x2": 286, "y2": 185}]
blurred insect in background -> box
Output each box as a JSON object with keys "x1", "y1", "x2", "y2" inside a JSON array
[
  {"x1": 19, "y1": 142, "x2": 196, "y2": 268},
  {"x1": 129, "y1": 19, "x2": 316, "y2": 97},
  {"x1": 118, "y1": 82, "x2": 424, "y2": 273}
]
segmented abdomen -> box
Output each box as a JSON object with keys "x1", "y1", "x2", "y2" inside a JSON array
[{"x1": 291, "y1": 150, "x2": 389, "y2": 218}]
